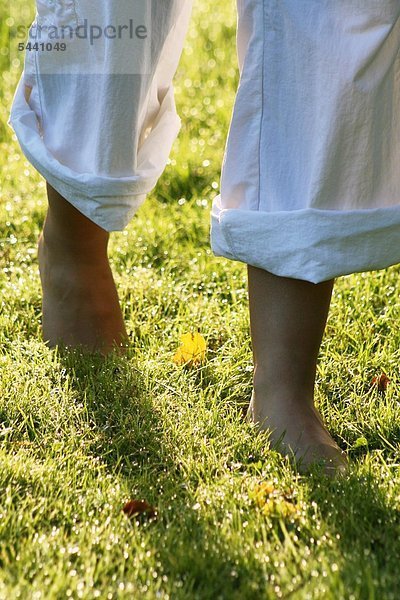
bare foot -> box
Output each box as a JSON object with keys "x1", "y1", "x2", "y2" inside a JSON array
[
  {"x1": 37, "y1": 232, "x2": 128, "y2": 355},
  {"x1": 247, "y1": 391, "x2": 349, "y2": 478}
]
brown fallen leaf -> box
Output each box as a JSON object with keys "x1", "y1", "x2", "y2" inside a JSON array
[
  {"x1": 122, "y1": 499, "x2": 157, "y2": 520},
  {"x1": 371, "y1": 372, "x2": 390, "y2": 392}
]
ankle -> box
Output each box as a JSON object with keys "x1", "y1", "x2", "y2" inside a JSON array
[
  {"x1": 39, "y1": 230, "x2": 110, "y2": 271},
  {"x1": 38, "y1": 235, "x2": 115, "y2": 301},
  {"x1": 39, "y1": 218, "x2": 109, "y2": 263},
  {"x1": 252, "y1": 373, "x2": 315, "y2": 413},
  {"x1": 253, "y1": 363, "x2": 315, "y2": 397}
]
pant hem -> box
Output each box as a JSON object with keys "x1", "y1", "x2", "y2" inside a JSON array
[{"x1": 211, "y1": 195, "x2": 400, "y2": 283}]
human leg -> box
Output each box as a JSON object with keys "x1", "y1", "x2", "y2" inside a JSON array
[
  {"x1": 10, "y1": 2, "x2": 193, "y2": 353},
  {"x1": 247, "y1": 265, "x2": 349, "y2": 476},
  {"x1": 37, "y1": 183, "x2": 128, "y2": 354},
  {"x1": 10, "y1": 2, "x2": 193, "y2": 354}
]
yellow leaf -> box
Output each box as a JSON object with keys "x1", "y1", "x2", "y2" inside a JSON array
[
  {"x1": 249, "y1": 481, "x2": 299, "y2": 520},
  {"x1": 249, "y1": 481, "x2": 277, "y2": 507},
  {"x1": 173, "y1": 332, "x2": 207, "y2": 366},
  {"x1": 261, "y1": 499, "x2": 276, "y2": 517}
]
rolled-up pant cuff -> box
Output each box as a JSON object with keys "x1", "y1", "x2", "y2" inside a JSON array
[{"x1": 211, "y1": 195, "x2": 400, "y2": 284}]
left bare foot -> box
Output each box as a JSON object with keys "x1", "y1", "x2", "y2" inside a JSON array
[{"x1": 37, "y1": 232, "x2": 128, "y2": 355}]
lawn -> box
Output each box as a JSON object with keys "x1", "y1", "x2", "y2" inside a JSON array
[{"x1": 1, "y1": 1, "x2": 400, "y2": 598}]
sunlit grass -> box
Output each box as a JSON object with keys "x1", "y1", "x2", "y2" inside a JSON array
[{"x1": 1, "y1": 1, "x2": 400, "y2": 598}]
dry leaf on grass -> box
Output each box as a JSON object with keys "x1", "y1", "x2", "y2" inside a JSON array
[
  {"x1": 122, "y1": 499, "x2": 157, "y2": 520},
  {"x1": 371, "y1": 372, "x2": 390, "y2": 392}
]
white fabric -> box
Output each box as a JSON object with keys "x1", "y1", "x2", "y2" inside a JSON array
[
  {"x1": 211, "y1": 0, "x2": 400, "y2": 283},
  {"x1": 9, "y1": 1, "x2": 400, "y2": 284},
  {"x1": 9, "y1": 0, "x2": 192, "y2": 231}
]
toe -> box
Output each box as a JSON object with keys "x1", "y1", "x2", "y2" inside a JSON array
[{"x1": 295, "y1": 443, "x2": 350, "y2": 478}]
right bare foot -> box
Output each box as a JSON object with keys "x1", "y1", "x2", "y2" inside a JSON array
[
  {"x1": 247, "y1": 391, "x2": 349, "y2": 478},
  {"x1": 37, "y1": 232, "x2": 128, "y2": 355}
]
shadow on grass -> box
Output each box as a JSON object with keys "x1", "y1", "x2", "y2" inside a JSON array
[
  {"x1": 54, "y1": 346, "x2": 400, "y2": 598},
  {"x1": 56, "y1": 346, "x2": 168, "y2": 477},
  {"x1": 54, "y1": 346, "x2": 270, "y2": 598},
  {"x1": 306, "y1": 465, "x2": 400, "y2": 597}
]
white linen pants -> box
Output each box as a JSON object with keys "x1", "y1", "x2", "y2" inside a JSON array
[
  {"x1": 9, "y1": 0, "x2": 193, "y2": 231},
  {"x1": 9, "y1": 1, "x2": 400, "y2": 284}
]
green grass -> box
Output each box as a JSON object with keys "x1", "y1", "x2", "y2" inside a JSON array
[{"x1": 1, "y1": 1, "x2": 400, "y2": 598}]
